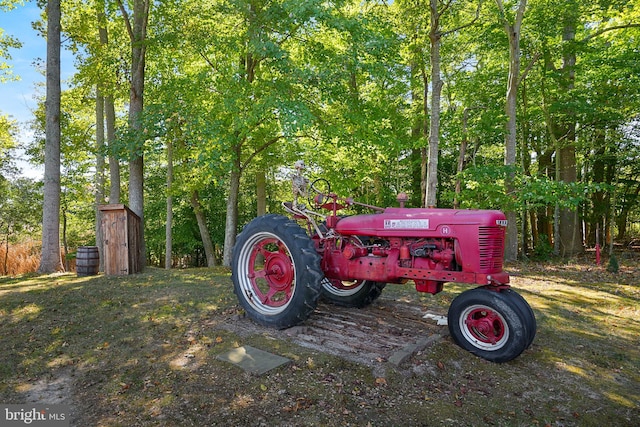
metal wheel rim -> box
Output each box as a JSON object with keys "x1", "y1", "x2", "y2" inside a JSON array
[
  {"x1": 459, "y1": 304, "x2": 509, "y2": 351},
  {"x1": 236, "y1": 231, "x2": 296, "y2": 315},
  {"x1": 321, "y1": 277, "x2": 367, "y2": 297}
]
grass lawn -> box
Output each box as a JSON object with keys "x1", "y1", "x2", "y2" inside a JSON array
[{"x1": 1, "y1": 258, "x2": 638, "y2": 426}]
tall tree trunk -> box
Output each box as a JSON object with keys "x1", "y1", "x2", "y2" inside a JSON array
[
  {"x1": 223, "y1": 153, "x2": 241, "y2": 267},
  {"x1": 410, "y1": 150, "x2": 423, "y2": 208},
  {"x1": 420, "y1": 66, "x2": 428, "y2": 208},
  {"x1": 496, "y1": 0, "x2": 527, "y2": 262},
  {"x1": 587, "y1": 132, "x2": 606, "y2": 246},
  {"x1": 603, "y1": 142, "x2": 616, "y2": 248},
  {"x1": 3, "y1": 233, "x2": 8, "y2": 275},
  {"x1": 191, "y1": 190, "x2": 216, "y2": 267},
  {"x1": 256, "y1": 170, "x2": 266, "y2": 216},
  {"x1": 409, "y1": 55, "x2": 427, "y2": 208},
  {"x1": 425, "y1": 0, "x2": 442, "y2": 207},
  {"x1": 95, "y1": 91, "x2": 106, "y2": 271},
  {"x1": 223, "y1": 171, "x2": 241, "y2": 268},
  {"x1": 105, "y1": 96, "x2": 120, "y2": 203},
  {"x1": 96, "y1": 1, "x2": 120, "y2": 204},
  {"x1": 62, "y1": 199, "x2": 69, "y2": 271},
  {"x1": 535, "y1": 148, "x2": 554, "y2": 248},
  {"x1": 521, "y1": 81, "x2": 531, "y2": 255},
  {"x1": 118, "y1": 0, "x2": 150, "y2": 270},
  {"x1": 38, "y1": 0, "x2": 63, "y2": 273},
  {"x1": 165, "y1": 140, "x2": 173, "y2": 269},
  {"x1": 556, "y1": 18, "x2": 583, "y2": 257},
  {"x1": 424, "y1": 0, "x2": 481, "y2": 207},
  {"x1": 222, "y1": 15, "x2": 256, "y2": 267},
  {"x1": 454, "y1": 107, "x2": 474, "y2": 209},
  {"x1": 617, "y1": 183, "x2": 640, "y2": 241}
]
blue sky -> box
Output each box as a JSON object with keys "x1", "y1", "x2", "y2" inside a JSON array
[
  {"x1": 1, "y1": 0, "x2": 75, "y2": 177},
  {"x1": 1, "y1": 1, "x2": 46, "y2": 125}
]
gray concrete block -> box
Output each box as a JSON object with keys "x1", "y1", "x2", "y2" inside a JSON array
[{"x1": 216, "y1": 345, "x2": 291, "y2": 375}]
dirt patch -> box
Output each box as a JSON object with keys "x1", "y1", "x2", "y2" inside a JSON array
[
  {"x1": 21, "y1": 367, "x2": 75, "y2": 406},
  {"x1": 15, "y1": 366, "x2": 77, "y2": 426},
  {"x1": 220, "y1": 298, "x2": 449, "y2": 369}
]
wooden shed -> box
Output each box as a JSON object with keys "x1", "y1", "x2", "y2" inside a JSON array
[{"x1": 99, "y1": 204, "x2": 141, "y2": 275}]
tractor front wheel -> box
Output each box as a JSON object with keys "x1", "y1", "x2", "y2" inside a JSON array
[
  {"x1": 231, "y1": 214, "x2": 323, "y2": 329},
  {"x1": 498, "y1": 288, "x2": 536, "y2": 348},
  {"x1": 448, "y1": 288, "x2": 529, "y2": 363}
]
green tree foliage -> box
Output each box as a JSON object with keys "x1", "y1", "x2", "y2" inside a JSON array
[
  {"x1": 0, "y1": 0, "x2": 23, "y2": 82},
  {"x1": 0, "y1": 114, "x2": 17, "y2": 178},
  {"x1": 0, "y1": 116, "x2": 41, "y2": 274},
  {"x1": 4, "y1": 0, "x2": 640, "y2": 269},
  {"x1": 0, "y1": 177, "x2": 42, "y2": 273},
  {"x1": 27, "y1": 85, "x2": 99, "y2": 252}
]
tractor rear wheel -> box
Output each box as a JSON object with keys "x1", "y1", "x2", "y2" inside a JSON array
[
  {"x1": 321, "y1": 278, "x2": 386, "y2": 308},
  {"x1": 448, "y1": 287, "x2": 529, "y2": 363},
  {"x1": 231, "y1": 214, "x2": 323, "y2": 329}
]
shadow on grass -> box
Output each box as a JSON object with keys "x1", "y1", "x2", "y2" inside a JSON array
[
  {"x1": 1, "y1": 263, "x2": 639, "y2": 426},
  {"x1": 0, "y1": 269, "x2": 243, "y2": 424},
  {"x1": 508, "y1": 263, "x2": 639, "y2": 421}
]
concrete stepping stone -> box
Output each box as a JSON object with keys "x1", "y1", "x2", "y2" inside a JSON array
[{"x1": 217, "y1": 345, "x2": 290, "y2": 375}]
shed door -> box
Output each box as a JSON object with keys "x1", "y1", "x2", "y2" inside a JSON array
[{"x1": 102, "y1": 212, "x2": 130, "y2": 275}]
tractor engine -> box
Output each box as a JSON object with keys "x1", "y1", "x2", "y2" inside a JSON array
[
  {"x1": 319, "y1": 207, "x2": 509, "y2": 294},
  {"x1": 405, "y1": 238, "x2": 456, "y2": 270},
  {"x1": 334, "y1": 238, "x2": 455, "y2": 271}
]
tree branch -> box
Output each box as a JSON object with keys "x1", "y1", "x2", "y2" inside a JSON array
[
  {"x1": 441, "y1": 0, "x2": 483, "y2": 37},
  {"x1": 439, "y1": 0, "x2": 455, "y2": 17},
  {"x1": 581, "y1": 23, "x2": 640, "y2": 43},
  {"x1": 115, "y1": 0, "x2": 133, "y2": 42},
  {"x1": 515, "y1": 0, "x2": 526, "y2": 26},
  {"x1": 242, "y1": 135, "x2": 284, "y2": 168},
  {"x1": 136, "y1": 0, "x2": 151, "y2": 79},
  {"x1": 518, "y1": 51, "x2": 541, "y2": 86},
  {"x1": 198, "y1": 51, "x2": 218, "y2": 73}
]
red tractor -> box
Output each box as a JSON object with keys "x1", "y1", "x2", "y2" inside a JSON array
[{"x1": 231, "y1": 164, "x2": 536, "y2": 363}]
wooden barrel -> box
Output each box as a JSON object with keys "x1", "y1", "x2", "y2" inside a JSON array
[{"x1": 76, "y1": 246, "x2": 100, "y2": 276}]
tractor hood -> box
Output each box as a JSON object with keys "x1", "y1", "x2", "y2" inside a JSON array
[{"x1": 334, "y1": 208, "x2": 507, "y2": 238}]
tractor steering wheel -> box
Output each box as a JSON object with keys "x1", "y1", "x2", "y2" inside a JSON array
[{"x1": 309, "y1": 178, "x2": 331, "y2": 207}]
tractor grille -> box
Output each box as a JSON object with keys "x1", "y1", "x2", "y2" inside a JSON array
[{"x1": 479, "y1": 226, "x2": 504, "y2": 272}]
